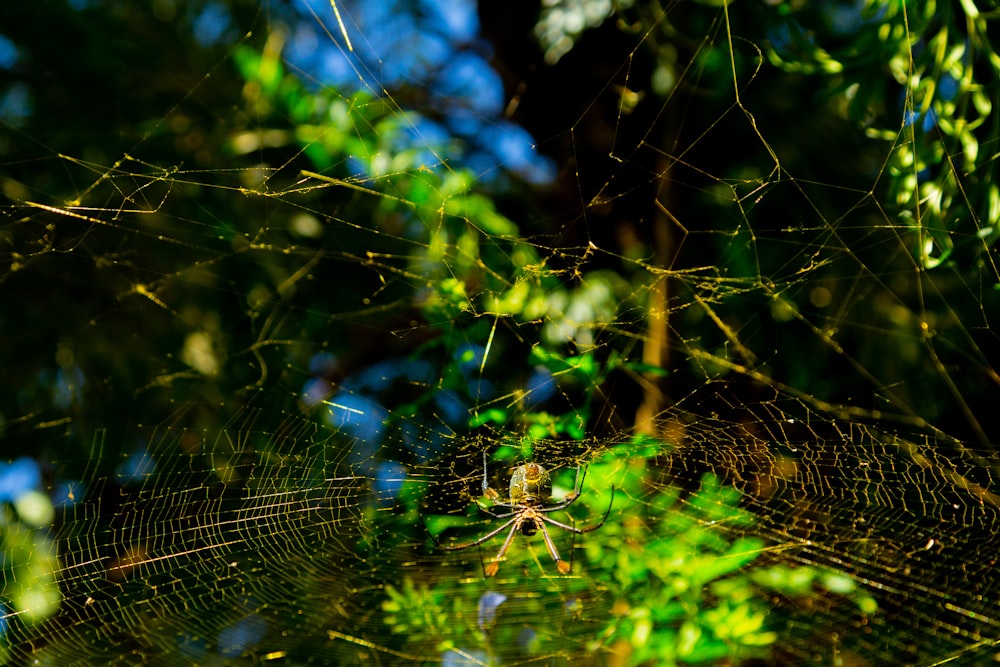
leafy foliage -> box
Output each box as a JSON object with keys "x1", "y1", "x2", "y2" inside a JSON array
[
  {"x1": 410, "y1": 440, "x2": 875, "y2": 665},
  {"x1": 761, "y1": 0, "x2": 1000, "y2": 271}
]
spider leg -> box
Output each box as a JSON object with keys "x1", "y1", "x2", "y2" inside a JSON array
[
  {"x1": 474, "y1": 500, "x2": 519, "y2": 519},
  {"x1": 584, "y1": 485, "x2": 615, "y2": 531},
  {"x1": 539, "y1": 513, "x2": 585, "y2": 533},
  {"x1": 475, "y1": 450, "x2": 513, "y2": 516},
  {"x1": 477, "y1": 493, "x2": 527, "y2": 517},
  {"x1": 437, "y1": 458, "x2": 614, "y2": 578},
  {"x1": 484, "y1": 516, "x2": 524, "y2": 577},
  {"x1": 576, "y1": 485, "x2": 615, "y2": 533},
  {"x1": 439, "y1": 515, "x2": 518, "y2": 551},
  {"x1": 537, "y1": 464, "x2": 588, "y2": 513},
  {"x1": 534, "y1": 515, "x2": 571, "y2": 574},
  {"x1": 572, "y1": 464, "x2": 587, "y2": 497},
  {"x1": 481, "y1": 449, "x2": 490, "y2": 496},
  {"x1": 540, "y1": 486, "x2": 615, "y2": 534},
  {"x1": 537, "y1": 495, "x2": 578, "y2": 512}
]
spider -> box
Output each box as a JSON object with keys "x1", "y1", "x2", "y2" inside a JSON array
[{"x1": 437, "y1": 451, "x2": 614, "y2": 577}]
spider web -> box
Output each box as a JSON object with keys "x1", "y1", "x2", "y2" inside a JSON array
[{"x1": 1, "y1": 0, "x2": 999, "y2": 665}]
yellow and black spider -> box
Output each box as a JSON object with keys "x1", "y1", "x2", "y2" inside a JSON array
[{"x1": 438, "y1": 451, "x2": 614, "y2": 577}]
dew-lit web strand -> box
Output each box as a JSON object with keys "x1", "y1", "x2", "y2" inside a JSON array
[
  {"x1": 22, "y1": 191, "x2": 338, "y2": 328},
  {"x1": 47, "y1": 407, "x2": 385, "y2": 569},
  {"x1": 286, "y1": 2, "x2": 542, "y2": 355},
  {"x1": 596, "y1": 10, "x2": 726, "y2": 209},
  {"x1": 895, "y1": 4, "x2": 995, "y2": 448},
  {"x1": 570, "y1": 8, "x2": 778, "y2": 274},
  {"x1": 24, "y1": 29, "x2": 258, "y2": 211},
  {"x1": 678, "y1": 2, "x2": 998, "y2": 450},
  {"x1": 6, "y1": 5, "x2": 1000, "y2": 665},
  {"x1": 292, "y1": 167, "x2": 531, "y2": 383},
  {"x1": 292, "y1": 170, "x2": 522, "y2": 287},
  {"x1": 292, "y1": 1, "x2": 636, "y2": 400},
  {"x1": 328, "y1": 0, "x2": 354, "y2": 52},
  {"x1": 283, "y1": 1, "x2": 545, "y2": 308},
  {"x1": 294, "y1": 0, "x2": 456, "y2": 185},
  {"x1": 310, "y1": 0, "x2": 1000, "y2": 600},
  {"x1": 721, "y1": 3, "x2": 780, "y2": 177},
  {"x1": 171, "y1": 9, "x2": 1000, "y2": 665},
  {"x1": 747, "y1": 453, "x2": 1000, "y2": 661},
  {"x1": 649, "y1": 149, "x2": 1000, "y2": 658},
  {"x1": 757, "y1": 174, "x2": 964, "y2": 434},
  {"x1": 564, "y1": 8, "x2": 781, "y2": 432},
  {"x1": 848, "y1": 2, "x2": 998, "y2": 447},
  {"x1": 17, "y1": 8, "x2": 610, "y2": 664}
]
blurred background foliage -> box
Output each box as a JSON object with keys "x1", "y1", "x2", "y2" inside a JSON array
[{"x1": 0, "y1": 0, "x2": 999, "y2": 663}]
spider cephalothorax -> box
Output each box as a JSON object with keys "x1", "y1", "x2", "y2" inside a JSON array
[{"x1": 438, "y1": 452, "x2": 614, "y2": 577}]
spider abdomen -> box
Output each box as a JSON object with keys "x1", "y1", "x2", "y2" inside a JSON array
[
  {"x1": 509, "y1": 463, "x2": 552, "y2": 505},
  {"x1": 435, "y1": 453, "x2": 613, "y2": 577}
]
